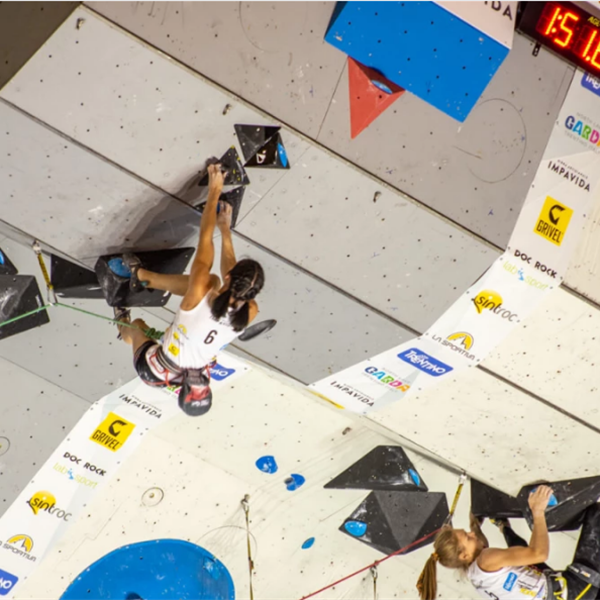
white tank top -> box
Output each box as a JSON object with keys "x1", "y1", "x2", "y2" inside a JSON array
[
  {"x1": 467, "y1": 559, "x2": 547, "y2": 600},
  {"x1": 161, "y1": 293, "x2": 242, "y2": 369}
]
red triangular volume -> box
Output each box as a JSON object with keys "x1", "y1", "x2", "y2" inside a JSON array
[{"x1": 348, "y1": 58, "x2": 404, "y2": 139}]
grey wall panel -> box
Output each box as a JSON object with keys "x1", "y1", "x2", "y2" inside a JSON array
[
  {"x1": 0, "y1": 101, "x2": 199, "y2": 266},
  {"x1": 86, "y1": 1, "x2": 345, "y2": 139},
  {"x1": 212, "y1": 236, "x2": 414, "y2": 383},
  {"x1": 0, "y1": 236, "x2": 159, "y2": 402},
  {"x1": 317, "y1": 34, "x2": 574, "y2": 248},
  {"x1": 0, "y1": 357, "x2": 89, "y2": 518},
  {"x1": 83, "y1": 2, "x2": 572, "y2": 249},
  {"x1": 0, "y1": 1, "x2": 78, "y2": 90},
  {"x1": 236, "y1": 145, "x2": 499, "y2": 333}
]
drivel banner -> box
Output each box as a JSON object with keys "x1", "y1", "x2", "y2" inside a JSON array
[
  {"x1": 0, "y1": 353, "x2": 248, "y2": 599},
  {"x1": 310, "y1": 68, "x2": 600, "y2": 414}
]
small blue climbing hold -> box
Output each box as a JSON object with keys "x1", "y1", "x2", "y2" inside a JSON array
[
  {"x1": 531, "y1": 487, "x2": 558, "y2": 508},
  {"x1": 256, "y1": 456, "x2": 278, "y2": 474},
  {"x1": 108, "y1": 258, "x2": 131, "y2": 278},
  {"x1": 344, "y1": 521, "x2": 367, "y2": 537},
  {"x1": 371, "y1": 79, "x2": 393, "y2": 95},
  {"x1": 0, "y1": 251, "x2": 4, "y2": 265},
  {"x1": 277, "y1": 143, "x2": 289, "y2": 168},
  {"x1": 285, "y1": 474, "x2": 305, "y2": 491},
  {"x1": 301, "y1": 537, "x2": 315, "y2": 550},
  {"x1": 409, "y1": 468, "x2": 421, "y2": 486}
]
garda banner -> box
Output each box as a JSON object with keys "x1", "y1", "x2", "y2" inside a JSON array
[
  {"x1": 310, "y1": 68, "x2": 600, "y2": 414},
  {"x1": 0, "y1": 353, "x2": 248, "y2": 599}
]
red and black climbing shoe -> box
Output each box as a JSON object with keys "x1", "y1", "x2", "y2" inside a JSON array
[
  {"x1": 114, "y1": 306, "x2": 131, "y2": 341},
  {"x1": 122, "y1": 253, "x2": 148, "y2": 293}
]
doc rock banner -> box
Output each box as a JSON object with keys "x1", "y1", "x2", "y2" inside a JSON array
[
  {"x1": 310, "y1": 68, "x2": 600, "y2": 414},
  {"x1": 0, "y1": 352, "x2": 249, "y2": 599}
]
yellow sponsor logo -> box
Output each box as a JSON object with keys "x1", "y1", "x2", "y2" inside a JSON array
[
  {"x1": 472, "y1": 290, "x2": 519, "y2": 322},
  {"x1": 168, "y1": 343, "x2": 179, "y2": 356},
  {"x1": 533, "y1": 197, "x2": 573, "y2": 246},
  {"x1": 28, "y1": 491, "x2": 55, "y2": 515},
  {"x1": 90, "y1": 412, "x2": 135, "y2": 452},
  {"x1": 7, "y1": 535, "x2": 33, "y2": 553},
  {"x1": 446, "y1": 332, "x2": 474, "y2": 351}
]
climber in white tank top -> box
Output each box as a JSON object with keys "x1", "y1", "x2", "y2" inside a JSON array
[
  {"x1": 416, "y1": 484, "x2": 600, "y2": 600},
  {"x1": 114, "y1": 163, "x2": 265, "y2": 414}
]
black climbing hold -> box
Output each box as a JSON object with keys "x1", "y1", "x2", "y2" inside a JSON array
[
  {"x1": 340, "y1": 490, "x2": 448, "y2": 555},
  {"x1": 244, "y1": 133, "x2": 290, "y2": 170},
  {"x1": 94, "y1": 247, "x2": 195, "y2": 308},
  {"x1": 198, "y1": 147, "x2": 250, "y2": 187},
  {"x1": 0, "y1": 248, "x2": 17, "y2": 276},
  {"x1": 0, "y1": 274, "x2": 49, "y2": 340},
  {"x1": 517, "y1": 476, "x2": 600, "y2": 531},
  {"x1": 238, "y1": 319, "x2": 277, "y2": 342},
  {"x1": 195, "y1": 186, "x2": 245, "y2": 229},
  {"x1": 234, "y1": 124, "x2": 281, "y2": 162},
  {"x1": 471, "y1": 478, "x2": 523, "y2": 519},
  {"x1": 50, "y1": 254, "x2": 104, "y2": 299},
  {"x1": 325, "y1": 446, "x2": 427, "y2": 492}
]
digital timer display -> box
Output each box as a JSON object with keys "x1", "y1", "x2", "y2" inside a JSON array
[{"x1": 518, "y1": 1, "x2": 600, "y2": 74}]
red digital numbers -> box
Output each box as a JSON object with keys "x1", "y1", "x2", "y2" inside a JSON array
[{"x1": 535, "y1": 2, "x2": 600, "y2": 72}]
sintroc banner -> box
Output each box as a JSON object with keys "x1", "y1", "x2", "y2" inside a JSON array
[{"x1": 310, "y1": 68, "x2": 600, "y2": 413}]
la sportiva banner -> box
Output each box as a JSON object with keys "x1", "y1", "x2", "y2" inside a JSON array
[
  {"x1": 0, "y1": 354, "x2": 249, "y2": 599},
  {"x1": 310, "y1": 68, "x2": 600, "y2": 414}
]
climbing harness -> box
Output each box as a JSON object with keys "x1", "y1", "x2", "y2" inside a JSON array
[
  {"x1": 241, "y1": 495, "x2": 255, "y2": 600},
  {"x1": 298, "y1": 472, "x2": 468, "y2": 600},
  {"x1": 0, "y1": 242, "x2": 164, "y2": 340}
]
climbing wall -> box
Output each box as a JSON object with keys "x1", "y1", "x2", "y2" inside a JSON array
[{"x1": 1, "y1": 2, "x2": 600, "y2": 598}]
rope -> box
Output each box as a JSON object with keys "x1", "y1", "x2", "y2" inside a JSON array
[
  {"x1": 241, "y1": 495, "x2": 255, "y2": 600},
  {"x1": 0, "y1": 304, "x2": 51, "y2": 329},
  {"x1": 298, "y1": 473, "x2": 468, "y2": 600}
]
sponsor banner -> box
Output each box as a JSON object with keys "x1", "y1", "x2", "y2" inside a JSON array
[
  {"x1": 0, "y1": 352, "x2": 248, "y2": 598},
  {"x1": 310, "y1": 69, "x2": 600, "y2": 413}
]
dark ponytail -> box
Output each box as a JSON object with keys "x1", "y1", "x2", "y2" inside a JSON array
[{"x1": 211, "y1": 259, "x2": 264, "y2": 332}]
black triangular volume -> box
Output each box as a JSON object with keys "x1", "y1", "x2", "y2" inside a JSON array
[
  {"x1": 0, "y1": 248, "x2": 17, "y2": 276},
  {"x1": 471, "y1": 479, "x2": 523, "y2": 519},
  {"x1": 244, "y1": 133, "x2": 290, "y2": 169},
  {"x1": 518, "y1": 476, "x2": 600, "y2": 532},
  {"x1": 94, "y1": 247, "x2": 195, "y2": 308},
  {"x1": 0, "y1": 275, "x2": 49, "y2": 340},
  {"x1": 325, "y1": 445, "x2": 427, "y2": 492},
  {"x1": 198, "y1": 147, "x2": 250, "y2": 187},
  {"x1": 51, "y1": 255, "x2": 104, "y2": 299},
  {"x1": 234, "y1": 124, "x2": 281, "y2": 162},
  {"x1": 220, "y1": 186, "x2": 245, "y2": 229},
  {"x1": 378, "y1": 491, "x2": 448, "y2": 555},
  {"x1": 339, "y1": 492, "x2": 399, "y2": 555}
]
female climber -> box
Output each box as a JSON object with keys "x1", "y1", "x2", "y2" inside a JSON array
[
  {"x1": 115, "y1": 163, "x2": 265, "y2": 416},
  {"x1": 417, "y1": 484, "x2": 600, "y2": 600}
]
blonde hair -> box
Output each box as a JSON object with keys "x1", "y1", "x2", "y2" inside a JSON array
[{"x1": 416, "y1": 526, "x2": 475, "y2": 600}]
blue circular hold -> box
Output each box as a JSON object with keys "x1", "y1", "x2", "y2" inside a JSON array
[
  {"x1": 371, "y1": 79, "x2": 393, "y2": 94},
  {"x1": 301, "y1": 537, "x2": 315, "y2": 550},
  {"x1": 108, "y1": 257, "x2": 132, "y2": 279},
  {"x1": 255, "y1": 455, "x2": 278, "y2": 474},
  {"x1": 60, "y1": 539, "x2": 235, "y2": 600},
  {"x1": 344, "y1": 520, "x2": 368, "y2": 537},
  {"x1": 285, "y1": 474, "x2": 306, "y2": 491},
  {"x1": 409, "y1": 468, "x2": 421, "y2": 487}
]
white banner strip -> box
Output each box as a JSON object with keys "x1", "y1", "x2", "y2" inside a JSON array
[
  {"x1": 0, "y1": 354, "x2": 249, "y2": 598},
  {"x1": 310, "y1": 68, "x2": 600, "y2": 414}
]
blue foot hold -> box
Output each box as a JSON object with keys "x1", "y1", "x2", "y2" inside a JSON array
[{"x1": 344, "y1": 520, "x2": 367, "y2": 537}]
